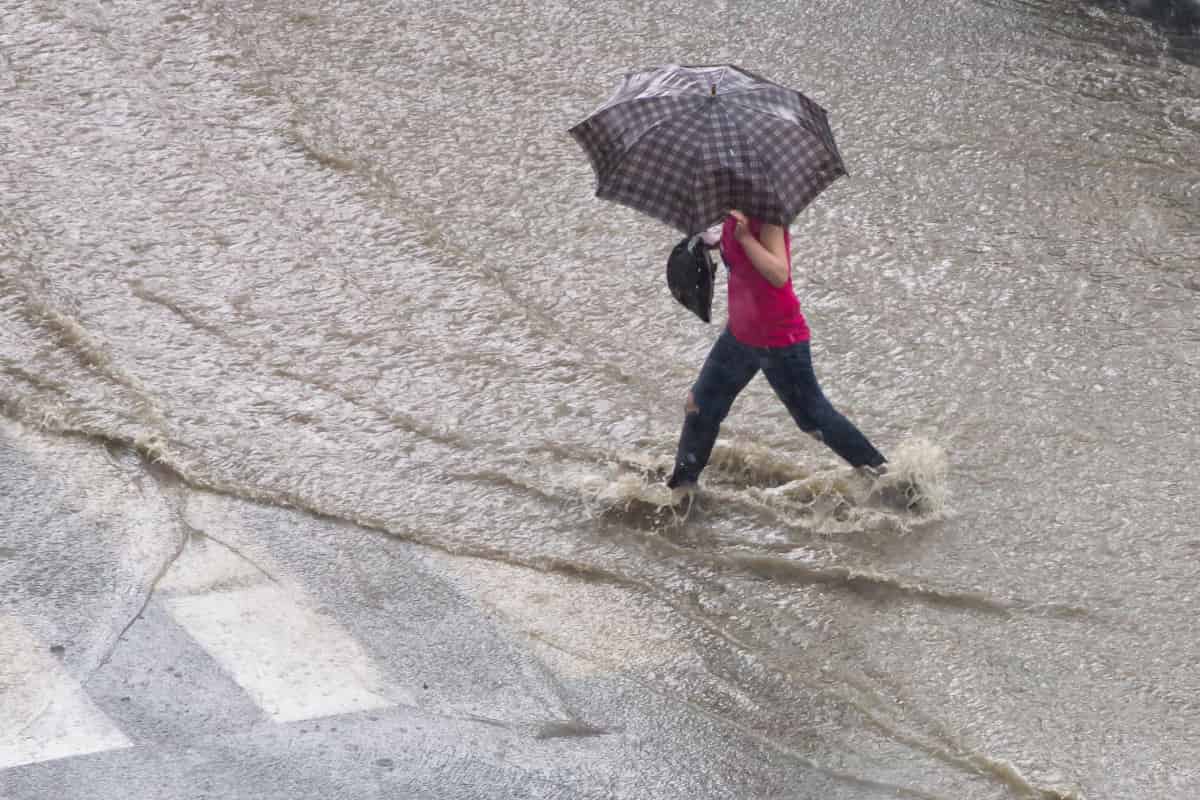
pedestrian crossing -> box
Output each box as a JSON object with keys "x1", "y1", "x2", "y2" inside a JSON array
[
  {"x1": 2, "y1": 513, "x2": 697, "y2": 776},
  {"x1": 1, "y1": 512, "x2": 858, "y2": 800},
  {"x1": 1, "y1": 532, "x2": 411, "y2": 771},
  {"x1": 1, "y1": 484, "x2": 706, "y2": 800}
]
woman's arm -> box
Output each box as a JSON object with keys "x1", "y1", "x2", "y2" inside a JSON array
[{"x1": 730, "y1": 210, "x2": 789, "y2": 287}]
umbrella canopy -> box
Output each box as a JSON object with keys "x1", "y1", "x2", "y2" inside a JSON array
[{"x1": 569, "y1": 64, "x2": 846, "y2": 235}]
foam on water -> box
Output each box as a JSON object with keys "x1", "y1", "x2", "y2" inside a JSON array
[{"x1": 564, "y1": 436, "x2": 950, "y2": 536}]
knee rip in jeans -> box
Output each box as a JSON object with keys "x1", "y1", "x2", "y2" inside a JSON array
[{"x1": 684, "y1": 391, "x2": 700, "y2": 416}]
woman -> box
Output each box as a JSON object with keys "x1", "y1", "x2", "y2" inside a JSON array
[{"x1": 667, "y1": 209, "x2": 888, "y2": 493}]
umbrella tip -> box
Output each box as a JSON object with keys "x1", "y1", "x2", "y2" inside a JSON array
[{"x1": 710, "y1": 84, "x2": 716, "y2": 96}]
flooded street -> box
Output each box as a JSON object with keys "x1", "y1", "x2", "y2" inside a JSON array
[{"x1": 2, "y1": 1, "x2": 1198, "y2": 797}]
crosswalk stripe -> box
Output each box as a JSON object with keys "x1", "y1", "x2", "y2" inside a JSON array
[
  {"x1": 160, "y1": 535, "x2": 410, "y2": 723},
  {"x1": 0, "y1": 617, "x2": 132, "y2": 769},
  {"x1": 165, "y1": 584, "x2": 406, "y2": 722}
]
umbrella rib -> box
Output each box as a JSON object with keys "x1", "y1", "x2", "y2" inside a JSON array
[
  {"x1": 594, "y1": 98, "x2": 710, "y2": 191},
  {"x1": 719, "y1": 96, "x2": 828, "y2": 145},
  {"x1": 689, "y1": 108, "x2": 721, "y2": 233},
  {"x1": 717, "y1": 103, "x2": 789, "y2": 225}
]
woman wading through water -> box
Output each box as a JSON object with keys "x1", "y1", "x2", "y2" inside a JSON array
[{"x1": 667, "y1": 209, "x2": 890, "y2": 498}]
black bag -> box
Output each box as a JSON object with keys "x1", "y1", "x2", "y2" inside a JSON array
[{"x1": 666, "y1": 236, "x2": 716, "y2": 323}]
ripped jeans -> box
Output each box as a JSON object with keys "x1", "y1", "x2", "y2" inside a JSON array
[{"x1": 668, "y1": 328, "x2": 886, "y2": 488}]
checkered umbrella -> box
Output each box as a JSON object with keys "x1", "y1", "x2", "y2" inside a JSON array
[{"x1": 569, "y1": 64, "x2": 846, "y2": 235}]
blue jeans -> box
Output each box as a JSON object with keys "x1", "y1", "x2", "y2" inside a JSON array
[{"x1": 668, "y1": 328, "x2": 886, "y2": 487}]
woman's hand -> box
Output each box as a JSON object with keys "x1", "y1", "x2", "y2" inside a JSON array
[{"x1": 728, "y1": 209, "x2": 751, "y2": 242}]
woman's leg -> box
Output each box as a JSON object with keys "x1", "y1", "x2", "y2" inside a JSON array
[
  {"x1": 761, "y1": 341, "x2": 886, "y2": 469},
  {"x1": 668, "y1": 328, "x2": 760, "y2": 488}
]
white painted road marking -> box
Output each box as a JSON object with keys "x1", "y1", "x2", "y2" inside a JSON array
[
  {"x1": 2, "y1": 518, "x2": 410, "y2": 772},
  {"x1": 0, "y1": 617, "x2": 132, "y2": 769},
  {"x1": 166, "y1": 583, "x2": 408, "y2": 723},
  {"x1": 158, "y1": 528, "x2": 410, "y2": 724}
]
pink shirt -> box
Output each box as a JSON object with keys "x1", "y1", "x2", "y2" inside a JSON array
[{"x1": 722, "y1": 217, "x2": 811, "y2": 347}]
